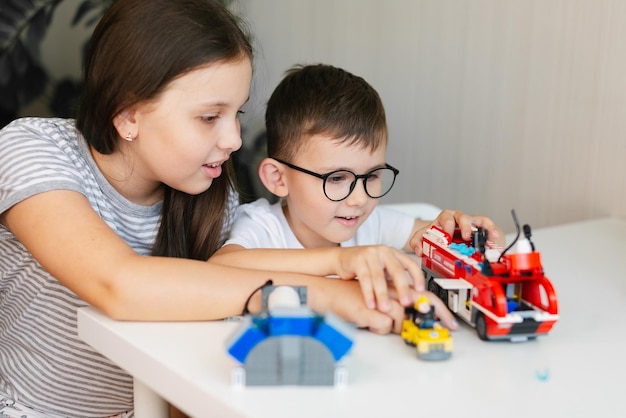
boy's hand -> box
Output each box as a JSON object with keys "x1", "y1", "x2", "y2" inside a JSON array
[
  {"x1": 409, "y1": 290, "x2": 458, "y2": 332},
  {"x1": 410, "y1": 210, "x2": 505, "y2": 256},
  {"x1": 334, "y1": 245, "x2": 425, "y2": 313}
]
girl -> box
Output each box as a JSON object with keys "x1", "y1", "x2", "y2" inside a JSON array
[{"x1": 0, "y1": 0, "x2": 423, "y2": 416}]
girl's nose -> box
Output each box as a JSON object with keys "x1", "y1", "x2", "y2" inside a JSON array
[{"x1": 219, "y1": 120, "x2": 243, "y2": 152}]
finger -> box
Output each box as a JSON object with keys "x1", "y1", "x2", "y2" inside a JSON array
[
  {"x1": 363, "y1": 253, "x2": 392, "y2": 312},
  {"x1": 328, "y1": 279, "x2": 393, "y2": 334},
  {"x1": 489, "y1": 227, "x2": 505, "y2": 247},
  {"x1": 335, "y1": 251, "x2": 377, "y2": 309},
  {"x1": 480, "y1": 219, "x2": 504, "y2": 247},
  {"x1": 467, "y1": 216, "x2": 504, "y2": 246},
  {"x1": 426, "y1": 291, "x2": 458, "y2": 330},
  {"x1": 386, "y1": 281, "x2": 419, "y2": 301},
  {"x1": 395, "y1": 252, "x2": 425, "y2": 293},
  {"x1": 378, "y1": 251, "x2": 413, "y2": 307},
  {"x1": 434, "y1": 210, "x2": 456, "y2": 232},
  {"x1": 353, "y1": 266, "x2": 376, "y2": 310},
  {"x1": 364, "y1": 309, "x2": 394, "y2": 335},
  {"x1": 386, "y1": 299, "x2": 406, "y2": 334},
  {"x1": 452, "y1": 212, "x2": 475, "y2": 240},
  {"x1": 403, "y1": 256, "x2": 426, "y2": 292},
  {"x1": 409, "y1": 231, "x2": 425, "y2": 256},
  {"x1": 412, "y1": 240, "x2": 424, "y2": 256}
]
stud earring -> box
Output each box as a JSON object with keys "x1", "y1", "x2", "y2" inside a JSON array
[{"x1": 125, "y1": 133, "x2": 133, "y2": 142}]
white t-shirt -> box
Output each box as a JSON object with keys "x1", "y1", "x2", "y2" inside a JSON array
[{"x1": 225, "y1": 198, "x2": 415, "y2": 250}]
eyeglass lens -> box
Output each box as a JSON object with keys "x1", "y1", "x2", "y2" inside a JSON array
[{"x1": 324, "y1": 167, "x2": 396, "y2": 201}]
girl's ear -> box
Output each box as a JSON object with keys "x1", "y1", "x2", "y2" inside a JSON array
[
  {"x1": 112, "y1": 108, "x2": 138, "y2": 140},
  {"x1": 258, "y1": 158, "x2": 289, "y2": 197}
]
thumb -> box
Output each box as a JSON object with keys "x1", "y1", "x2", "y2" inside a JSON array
[
  {"x1": 410, "y1": 233, "x2": 425, "y2": 256},
  {"x1": 413, "y1": 241, "x2": 424, "y2": 256}
]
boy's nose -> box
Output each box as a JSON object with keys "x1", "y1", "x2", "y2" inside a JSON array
[{"x1": 345, "y1": 179, "x2": 369, "y2": 206}]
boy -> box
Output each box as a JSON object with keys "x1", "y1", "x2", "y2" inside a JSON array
[{"x1": 211, "y1": 64, "x2": 502, "y2": 332}]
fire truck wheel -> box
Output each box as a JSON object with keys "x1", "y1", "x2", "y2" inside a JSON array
[{"x1": 475, "y1": 313, "x2": 489, "y2": 341}]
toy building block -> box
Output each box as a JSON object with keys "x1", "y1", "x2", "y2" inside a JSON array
[
  {"x1": 244, "y1": 336, "x2": 336, "y2": 386},
  {"x1": 314, "y1": 312, "x2": 355, "y2": 361},
  {"x1": 225, "y1": 284, "x2": 355, "y2": 387},
  {"x1": 267, "y1": 306, "x2": 316, "y2": 337},
  {"x1": 226, "y1": 316, "x2": 266, "y2": 363}
]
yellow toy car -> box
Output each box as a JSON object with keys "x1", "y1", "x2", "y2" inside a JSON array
[{"x1": 401, "y1": 317, "x2": 453, "y2": 361}]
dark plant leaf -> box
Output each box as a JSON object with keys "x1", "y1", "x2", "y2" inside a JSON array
[
  {"x1": 72, "y1": 0, "x2": 101, "y2": 26},
  {"x1": 77, "y1": 0, "x2": 112, "y2": 27},
  {"x1": 42, "y1": 0, "x2": 61, "y2": 26},
  {"x1": 0, "y1": 53, "x2": 46, "y2": 114},
  {"x1": 0, "y1": 0, "x2": 102, "y2": 115},
  {"x1": 0, "y1": 21, "x2": 15, "y2": 39},
  {"x1": 0, "y1": 82, "x2": 19, "y2": 113},
  {"x1": 6, "y1": 0, "x2": 35, "y2": 15},
  {"x1": 84, "y1": 13, "x2": 105, "y2": 27},
  {"x1": 0, "y1": 15, "x2": 18, "y2": 50},
  {"x1": 0, "y1": 24, "x2": 15, "y2": 55},
  {"x1": 50, "y1": 77, "x2": 83, "y2": 117},
  {"x1": 0, "y1": 52, "x2": 11, "y2": 85},
  {"x1": 20, "y1": 61, "x2": 47, "y2": 103},
  {"x1": 0, "y1": 108, "x2": 18, "y2": 128},
  {"x1": 9, "y1": 39, "x2": 28, "y2": 75},
  {"x1": 1, "y1": 1, "x2": 26, "y2": 24},
  {"x1": 25, "y1": 9, "x2": 48, "y2": 59}
]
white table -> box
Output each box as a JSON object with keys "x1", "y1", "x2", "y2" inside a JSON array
[{"x1": 78, "y1": 217, "x2": 626, "y2": 418}]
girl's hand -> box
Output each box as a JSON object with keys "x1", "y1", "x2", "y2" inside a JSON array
[
  {"x1": 333, "y1": 245, "x2": 425, "y2": 313},
  {"x1": 311, "y1": 278, "x2": 396, "y2": 334},
  {"x1": 410, "y1": 210, "x2": 505, "y2": 256},
  {"x1": 318, "y1": 279, "x2": 458, "y2": 335}
]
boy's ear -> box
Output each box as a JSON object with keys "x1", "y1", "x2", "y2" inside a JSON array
[{"x1": 258, "y1": 157, "x2": 289, "y2": 197}]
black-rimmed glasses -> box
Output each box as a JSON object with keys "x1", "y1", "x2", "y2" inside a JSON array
[{"x1": 274, "y1": 158, "x2": 399, "y2": 202}]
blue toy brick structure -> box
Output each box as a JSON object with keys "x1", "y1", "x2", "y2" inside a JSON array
[{"x1": 226, "y1": 285, "x2": 355, "y2": 386}]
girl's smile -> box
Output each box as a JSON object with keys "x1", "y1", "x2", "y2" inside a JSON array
[{"x1": 103, "y1": 58, "x2": 252, "y2": 204}]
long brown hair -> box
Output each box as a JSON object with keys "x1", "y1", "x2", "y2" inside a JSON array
[{"x1": 76, "y1": 0, "x2": 252, "y2": 259}]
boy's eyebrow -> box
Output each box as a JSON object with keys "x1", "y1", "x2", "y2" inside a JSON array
[{"x1": 318, "y1": 162, "x2": 388, "y2": 173}]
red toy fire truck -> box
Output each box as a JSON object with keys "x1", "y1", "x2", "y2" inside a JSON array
[{"x1": 421, "y1": 211, "x2": 559, "y2": 342}]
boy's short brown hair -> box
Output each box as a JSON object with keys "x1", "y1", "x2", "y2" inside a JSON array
[{"x1": 265, "y1": 64, "x2": 388, "y2": 161}]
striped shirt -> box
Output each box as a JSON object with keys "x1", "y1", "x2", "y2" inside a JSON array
[{"x1": 0, "y1": 118, "x2": 161, "y2": 417}]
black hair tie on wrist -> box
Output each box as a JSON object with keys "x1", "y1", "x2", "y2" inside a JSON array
[{"x1": 242, "y1": 279, "x2": 273, "y2": 315}]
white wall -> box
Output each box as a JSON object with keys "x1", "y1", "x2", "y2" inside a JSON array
[{"x1": 238, "y1": 0, "x2": 626, "y2": 232}]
